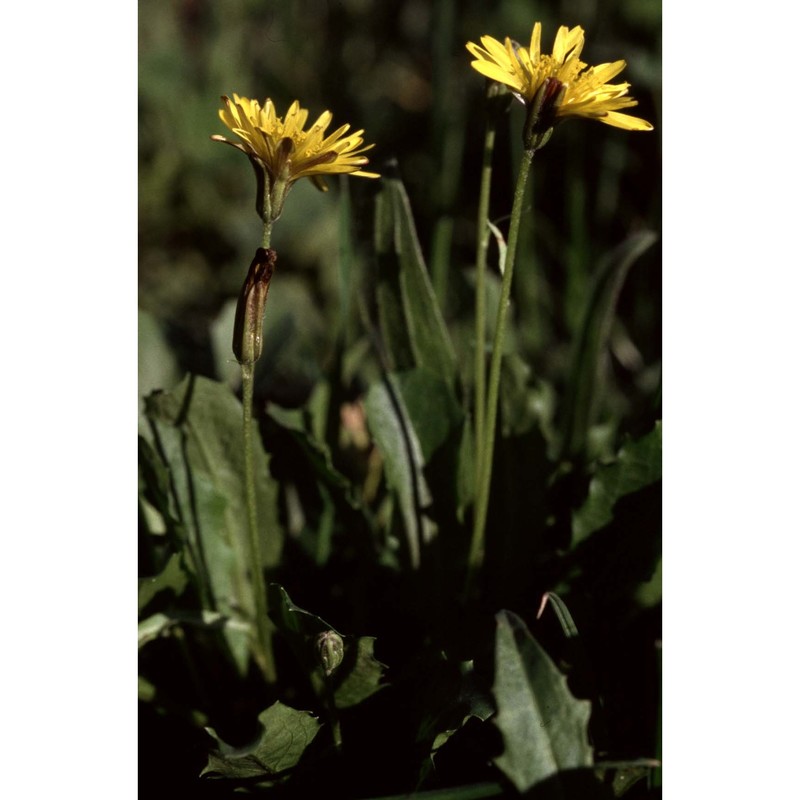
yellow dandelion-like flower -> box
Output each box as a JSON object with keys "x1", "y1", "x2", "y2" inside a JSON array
[
  {"x1": 466, "y1": 22, "x2": 653, "y2": 142},
  {"x1": 212, "y1": 94, "x2": 379, "y2": 221}
]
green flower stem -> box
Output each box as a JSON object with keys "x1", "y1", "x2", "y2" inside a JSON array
[
  {"x1": 466, "y1": 146, "x2": 535, "y2": 597},
  {"x1": 473, "y1": 113, "x2": 498, "y2": 537},
  {"x1": 241, "y1": 360, "x2": 276, "y2": 683},
  {"x1": 237, "y1": 217, "x2": 276, "y2": 682}
]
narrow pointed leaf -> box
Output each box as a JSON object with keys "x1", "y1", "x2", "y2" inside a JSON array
[
  {"x1": 364, "y1": 374, "x2": 435, "y2": 568},
  {"x1": 537, "y1": 592, "x2": 580, "y2": 639},
  {"x1": 560, "y1": 231, "x2": 658, "y2": 458},
  {"x1": 374, "y1": 172, "x2": 458, "y2": 388}
]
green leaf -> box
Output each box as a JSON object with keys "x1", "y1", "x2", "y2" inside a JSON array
[
  {"x1": 497, "y1": 352, "x2": 555, "y2": 439},
  {"x1": 268, "y1": 584, "x2": 387, "y2": 710},
  {"x1": 201, "y1": 701, "x2": 321, "y2": 781},
  {"x1": 374, "y1": 173, "x2": 458, "y2": 388},
  {"x1": 395, "y1": 367, "x2": 474, "y2": 524},
  {"x1": 145, "y1": 373, "x2": 283, "y2": 569},
  {"x1": 143, "y1": 374, "x2": 283, "y2": 673},
  {"x1": 416, "y1": 658, "x2": 494, "y2": 785},
  {"x1": 333, "y1": 636, "x2": 387, "y2": 709},
  {"x1": 606, "y1": 762, "x2": 658, "y2": 797},
  {"x1": 138, "y1": 675, "x2": 156, "y2": 703},
  {"x1": 138, "y1": 613, "x2": 172, "y2": 648},
  {"x1": 364, "y1": 373, "x2": 436, "y2": 568},
  {"x1": 572, "y1": 421, "x2": 662, "y2": 546},
  {"x1": 634, "y1": 557, "x2": 662, "y2": 608},
  {"x1": 138, "y1": 609, "x2": 247, "y2": 649},
  {"x1": 138, "y1": 552, "x2": 189, "y2": 613},
  {"x1": 266, "y1": 403, "x2": 360, "y2": 509},
  {"x1": 560, "y1": 231, "x2": 658, "y2": 459},
  {"x1": 268, "y1": 583, "x2": 335, "y2": 639},
  {"x1": 492, "y1": 610, "x2": 593, "y2": 793},
  {"x1": 138, "y1": 434, "x2": 182, "y2": 540},
  {"x1": 392, "y1": 369, "x2": 462, "y2": 462}
]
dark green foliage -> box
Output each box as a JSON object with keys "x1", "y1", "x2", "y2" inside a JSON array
[
  {"x1": 202, "y1": 701, "x2": 321, "y2": 783},
  {"x1": 139, "y1": 2, "x2": 661, "y2": 796},
  {"x1": 492, "y1": 610, "x2": 593, "y2": 793}
]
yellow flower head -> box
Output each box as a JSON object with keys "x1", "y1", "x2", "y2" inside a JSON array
[
  {"x1": 212, "y1": 94, "x2": 379, "y2": 220},
  {"x1": 466, "y1": 23, "x2": 653, "y2": 138}
]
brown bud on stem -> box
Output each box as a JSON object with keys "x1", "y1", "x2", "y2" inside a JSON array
[{"x1": 232, "y1": 247, "x2": 277, "y2": 365}]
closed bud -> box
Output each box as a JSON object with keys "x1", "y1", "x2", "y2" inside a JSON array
[
  {"x1": 232, "y1": 248, "x2": 277, "y2": 365},
  {"x1": 522, "y1": 77, "x2": 565, "y2": 152},
  {"x1": 316, "y1": 630, "x2": 345, "y2": 676}
]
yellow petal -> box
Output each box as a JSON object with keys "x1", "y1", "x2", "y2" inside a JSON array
[
  {"x1": 589, "y1": 60, "x2": 628, "y2": 86},
  {"x1": 562, "y1": 26, "x2": 585, "y2": 60},
  {"x1": 552, "y1": 26, "x2": 571, "y2": 62},
  {"x1": 529, "y1": 21, "x2": 542, "y2": 62},
  {"x1": 464, "y1": 22, "x2": 651, "y2": 134},
  {"x1": 598, "y1": 111, "x2": 654, "y2": 131},
  {"x1": 480, "y1": 35, "x2": 510, "y2": 64},
  {"x1": 470, "y1": 59, "x2": 523, "y2": 90}
]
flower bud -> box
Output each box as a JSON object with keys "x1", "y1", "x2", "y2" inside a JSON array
[
  {"x1": 522, "y1": 76, "x2": 565, "y2": 152},
  {"x1": 316, "y1": 630, "x2": 345, "y2": 676},
  {"x1": 232, "y1": 248, "x2": 277, "y2": 365}
]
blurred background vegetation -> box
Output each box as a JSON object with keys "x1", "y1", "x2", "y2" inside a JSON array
[{"x1": 139, "y1": 0, "x2": 661, "y2": 431}]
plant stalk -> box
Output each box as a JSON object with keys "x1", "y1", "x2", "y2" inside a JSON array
[
  {"x1": 236, "y1": 217, "x2": 276, "y2": 682},
  {"x1": 241, "y1": 360, "x2": 276, "y2": 683},
  {"x1": 473, "y1": 113, "x2": 498, "y2": 544},
  {"x1": 466, "y1": 146, "x2": 534, "y2": 598}
]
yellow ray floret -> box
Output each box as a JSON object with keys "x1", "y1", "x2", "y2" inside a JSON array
[
  {"x1": 212, "y1": 94, "x2": 380, "y2": 190},
  {"x1": 466, "y1": 22, "x2": 653, "y2": 132}
]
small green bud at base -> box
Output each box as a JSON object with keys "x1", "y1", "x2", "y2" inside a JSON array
[
  {"x1": 232, "y1": 248, "x2": 277, "y2": 365},
  {"x1": 316, "y1": 630, "x2": 345, "y2": 676}
]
